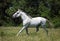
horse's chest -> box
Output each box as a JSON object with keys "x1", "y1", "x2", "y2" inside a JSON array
[{"x1": 23, "y1": 19, "x2": 31, "y2": 25}]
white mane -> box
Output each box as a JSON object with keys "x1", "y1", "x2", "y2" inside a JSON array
[{"x1": 20, "y1": 9, "x2": 32, "y2": 19}]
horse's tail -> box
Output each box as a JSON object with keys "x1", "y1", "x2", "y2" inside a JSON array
[{"x1": 47, "y1": 19, "x2": 54, "y2": 28}]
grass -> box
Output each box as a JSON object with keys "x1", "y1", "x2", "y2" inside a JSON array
[{"x1": 0, "y1": 27, "x2": 60, "y2": 41}]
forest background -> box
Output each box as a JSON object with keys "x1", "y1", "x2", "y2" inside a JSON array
[{"x1": 0, "y1": 0, "x2": 60, "y2": 28}]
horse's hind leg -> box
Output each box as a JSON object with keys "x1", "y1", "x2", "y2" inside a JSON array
[
  {"x1": 36, "y1": 26, "x2": 39, "y2": 32},
  {"x1": 42, "y1": 25, "x2": 48, "y2": 35}
]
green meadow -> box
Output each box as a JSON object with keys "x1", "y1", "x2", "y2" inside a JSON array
[{"x1": 0, "y1": 27, "x2": 60, "y2": 41}]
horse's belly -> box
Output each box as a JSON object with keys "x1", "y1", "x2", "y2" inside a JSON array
[
  {"x1": 30, "y1": 19, "x2": 41, "y2": 26},
  {"x1": 30, "y1": 23, "x2": 39, "y2": 26}
]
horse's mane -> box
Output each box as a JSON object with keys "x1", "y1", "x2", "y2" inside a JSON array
[
  {"x1": 27, "y1": 14, "x2": 32, "y2": 19},
  {"x1": 22, "y1": 10, "x2": 32, "y2": 18},
  {"x1": 19, "y1": 9, "x2": 32, "y2": 19}
]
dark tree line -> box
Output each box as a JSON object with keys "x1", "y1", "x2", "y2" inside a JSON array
[{"x1": 0, "y1": 0, "x2": 60, "y2": 27}]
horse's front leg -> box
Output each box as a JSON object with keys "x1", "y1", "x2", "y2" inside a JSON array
[
  {"x1": 25, "y1": 24, "x2": 30, "y2": 35},
  {"x1": 16, "y1": 26, "x2": 26, "y2": 36},
  {"x1": 26, "y1": 27, "x2": 29, "y2": 35}
]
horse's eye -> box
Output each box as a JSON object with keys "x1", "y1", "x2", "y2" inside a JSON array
[{"x1": 17, "y1": 13, "x2": 19, "y2": 14}]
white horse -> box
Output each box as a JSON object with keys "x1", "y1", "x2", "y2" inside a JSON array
[{"x1": 12, "y1": 9, "x2": 53, "y2": 36}]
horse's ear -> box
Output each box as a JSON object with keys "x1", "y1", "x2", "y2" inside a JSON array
[{"x1": 18, "y1": 9, "x2": 22, "y2": 11}]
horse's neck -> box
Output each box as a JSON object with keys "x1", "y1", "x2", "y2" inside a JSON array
[{"x1": 20, "y1": 12, "x2": 31, "y2": 21}]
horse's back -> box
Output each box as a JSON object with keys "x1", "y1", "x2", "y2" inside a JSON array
[
  {"x1": 32, "y1": 17, "x2": 46, "y2": 20},
  {"x1": 30, "y1": 17, "x2": 46, "y2": 26}
]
